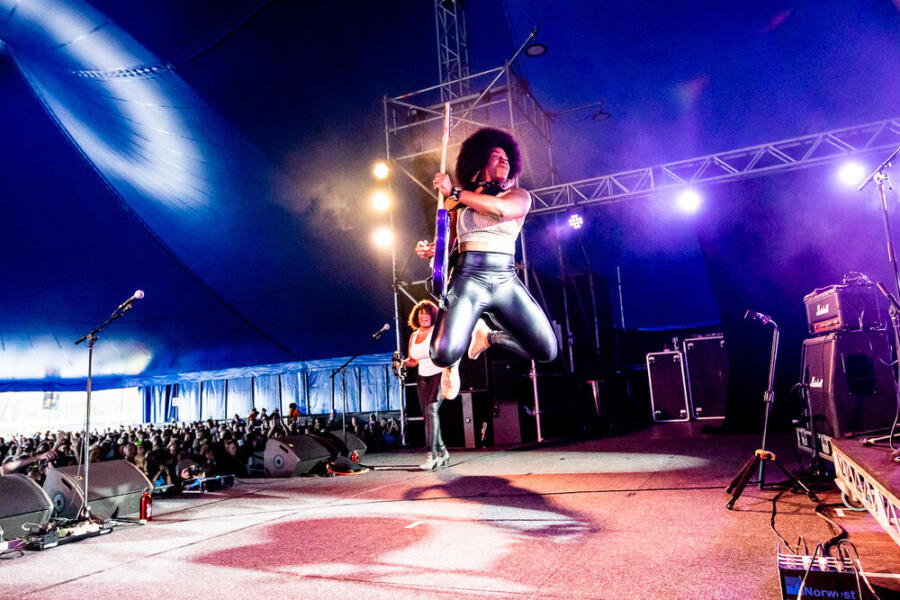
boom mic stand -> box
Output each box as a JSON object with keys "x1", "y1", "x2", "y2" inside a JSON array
[
  {"x1": 726, "y1": 311, "x2": 819, "y2": 509},
  {"x1": 863, "y1": 282, "x2": 900, "y2": 448},
  {"x1": 73, "y1": 290, "x2": 144, "y2": 520},
  {"x1": 857, "y1": 146, "x2": 900, "y2": 448},
  {"x1": 330, "y1": 324, "x2": 390, "y2": 441},
  {"x1": 858, "y1": 144, "x2": 900, "y2": 298}
]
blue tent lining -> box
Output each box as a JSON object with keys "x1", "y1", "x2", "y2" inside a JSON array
[
  {"x1": 140, "y1": 352, "x2": 401, "y2": 422},
  {"x1": 0, "y1": 352, "x2": 398, "y2": 391}
]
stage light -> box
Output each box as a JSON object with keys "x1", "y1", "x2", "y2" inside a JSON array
[
  {"x1": 837, "y1": 160, "x2": 866, "y2": 187},
  {"x1": 373, "y1": 226, "x2": 394, "y2": 248},
  {"x1": 568, "y1": 213, "x2": 584, "y2": 230},
  {"x1": 524, "y1": 42, "x2": 548, "y2": 57},
  {"x1": 371, "y1": 191, "x2": 390, "y2": 212},
  {"x1": 373, "y1": 162, "x2": 390, "y2": 180},
  {"x1": 676, "y1": 188, "x2": 702, "y2": 213}
]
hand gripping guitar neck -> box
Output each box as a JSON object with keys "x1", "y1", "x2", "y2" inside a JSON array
[{"x1": 431, "y1": 102, "x2": 452, "y2": 306}]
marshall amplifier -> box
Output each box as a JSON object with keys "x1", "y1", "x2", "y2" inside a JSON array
[
  {"x1": 800, "y1": 330, "x2": 897, "y2": 437},
  {"x1": 803, "y1": 282, "x2": 884, "y2": 335}
]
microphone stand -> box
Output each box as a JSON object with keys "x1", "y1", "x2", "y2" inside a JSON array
[
  {"x1": 857, "y1": 148, "x2": 900, "y2": 448},
  {"x1": 864, "y1": 282, "x2": 900, "y2": 447},
  {"x1": 330, "y1": 326, "x2": 388, "y2": 442},
  {"x1": 726, "y1": 314, "x2": 819, "y2": 509},
  {"x1": 73, "y1": 302, "x2": 136, "y2": 521},
  {"x1": 757, "y1": 315, "x2": 780, "y2": 488},
  {"x1": 859, "y1": 145, "x2": 900, "y2": 300}
]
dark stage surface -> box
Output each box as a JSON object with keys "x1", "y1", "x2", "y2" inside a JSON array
[{"x1": 3, "y1": 428, "x2": 900, "y2": 599}]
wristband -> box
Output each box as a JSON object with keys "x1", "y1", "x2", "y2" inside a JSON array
[{"x1": 449, "y1": 186, "x2": 462, "y2": 201}]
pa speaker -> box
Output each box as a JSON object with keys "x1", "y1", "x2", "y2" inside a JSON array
[
  {"x1": 43, "y1": 460, "x2": 153, "y2": 520},
  {"x1": 459, "y1": 352, "x2": 489, "y2": 392},
  {"x1": 647, "y1": 351, "x2": 690, "y2": 422},
  {"x1": 0, "y1": 474, "x2": 53, "y2": 539},
  {"x1": 801, "y1": 330, "x2": 897, "y2": 437},
  {"x1": 683, "y1": 335, "x2": 728, "y2": 419},
  {"x1": 263, "y1": 435, "x2": 332, "y2": 476}
]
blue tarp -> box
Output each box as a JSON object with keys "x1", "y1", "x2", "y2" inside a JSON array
[{"x1": 141, "y1": 353, "x2": 401, "y2": 422}]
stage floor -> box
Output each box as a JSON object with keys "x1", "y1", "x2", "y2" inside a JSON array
[{"x1": 3, "y1": 427, "x2": 900, "y2": 599}]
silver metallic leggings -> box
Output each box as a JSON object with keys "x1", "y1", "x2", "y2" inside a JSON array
[{"x1": 430, "y1": 251, "x2": 558, "y2": 368}]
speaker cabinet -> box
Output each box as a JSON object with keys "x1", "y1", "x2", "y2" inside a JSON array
[
  {"x1": 647, "y1": 351, "x2": 690, "y2": 422},
  {"x1": 263, "y1": 435, "x2": 332, "y2": 476},
  {"x1": 801, "y1": 330, "x2": 897, "y2": 437},
  {"x1": 459, "y1": 353, "x2": 489, "y2": 393},
  {"x1": 490, "y1": 360, "x2": 526, "y2": 445},
  {"x1": 0, "y1": 474, "x2": 53, "y2": 539},
  {"x1": 683, "y1": 335, "x2": 728, "y2": 419},
  {"x1": 43, "y1": 460, "x2": 153, "y2": 520}
]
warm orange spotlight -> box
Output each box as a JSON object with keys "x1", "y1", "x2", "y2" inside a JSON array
[
  {"x1": 371, "y1": 191, "x2": 391, "y2": 212},
  {"x1": 373, "y1": 162, "x2": 390, "y2": 180},
  {"x1": 372, "y1": 226, "x2": 394, "y2": 248}
]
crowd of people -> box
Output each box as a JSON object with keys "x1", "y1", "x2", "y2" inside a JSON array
[{"x1": 0, "y1": 407, "x2": 402, "y2": 487}]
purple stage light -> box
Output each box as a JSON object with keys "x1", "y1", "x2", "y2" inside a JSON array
[
  {"x1": 568, "y1": 213, "x2": 584, "y2": 229},
  {"x1": 837, "y1": 160, "x2": 867, "y2": 187},
  {"x1": 676, "y1": 189, "x2": 702, "y2": 213}
]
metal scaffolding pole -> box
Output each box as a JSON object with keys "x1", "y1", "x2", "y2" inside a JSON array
[
  {"x1": 383, "y1": 95, "x2": 407, "y2": 446},
  {"x1": 519, "y1": 222, "x2": 543, "y2": 442}
]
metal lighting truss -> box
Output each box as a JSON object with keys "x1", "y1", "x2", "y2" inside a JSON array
[
  {"x1": 529, "y1": 117, "x2": 900, "y2": 216},
  {"x1": 434, "y1": 0, "x2": 470, "y2": 101},
  {"x1": 833, "y1": 443, "x2": 900, "y2": 548},
  {"x1": 384, "y1": 64, "x2": 557, "y2": 196}
]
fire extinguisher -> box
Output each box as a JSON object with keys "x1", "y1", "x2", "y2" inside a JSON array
[{"x1": 140, "y1": 492, "x2": 152, "y2": 522}]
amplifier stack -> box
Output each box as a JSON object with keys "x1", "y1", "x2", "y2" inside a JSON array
[{"x1": 798, "y1": 275, "x2": 896, "y2": 445}]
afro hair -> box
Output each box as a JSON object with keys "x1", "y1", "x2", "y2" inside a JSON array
[{"x1": 454, "y1": 127, "x2": 521, "y2": 191}]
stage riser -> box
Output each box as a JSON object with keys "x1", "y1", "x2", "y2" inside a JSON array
[{"x1": 831, "y1": 438, "x2": 900, "y2": 550}]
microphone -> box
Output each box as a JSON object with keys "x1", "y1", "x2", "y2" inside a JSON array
[
  {"x1": 372, "y1": 323, "x2": 390, "y2": 339},
  {"x1": 115, "y1": 289, "x2": 145, "y2": 313},
  {"x1": 744, "y1": 309, "x2": 772, "y2": 325},
  {"x1": 857, "y1": 144, "x2": 900, "y2": 192}
]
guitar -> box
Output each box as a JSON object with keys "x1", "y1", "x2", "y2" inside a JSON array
[{"x1": 431, "y1": 102, "x2": 452, "y2": 305}]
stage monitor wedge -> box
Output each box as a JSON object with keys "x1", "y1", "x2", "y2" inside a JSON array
[
  {"x1": 0, "y1": 474, "x2": 53, "y2": 539},
  {"x1": 42, "y1": 460, "x2": 153, "y2": 520},
  {"x1": 263, "y1": 435, "x2": 332, "y2": 477}
]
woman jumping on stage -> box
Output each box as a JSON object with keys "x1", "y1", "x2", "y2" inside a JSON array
[
  {"x1": 416, "y1": 127, "x2": 558, "y2": 379},
  {"x1": 402, "y1": 299, "x2": 450, "y2": 470}
]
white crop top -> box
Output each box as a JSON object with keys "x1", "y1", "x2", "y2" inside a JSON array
[
  {"x1": 456, "y1": 201, "x2": 525, "y2": 255},
  {"x1": 409, "y1": 328, "x2": 441, "y2": 377}
]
